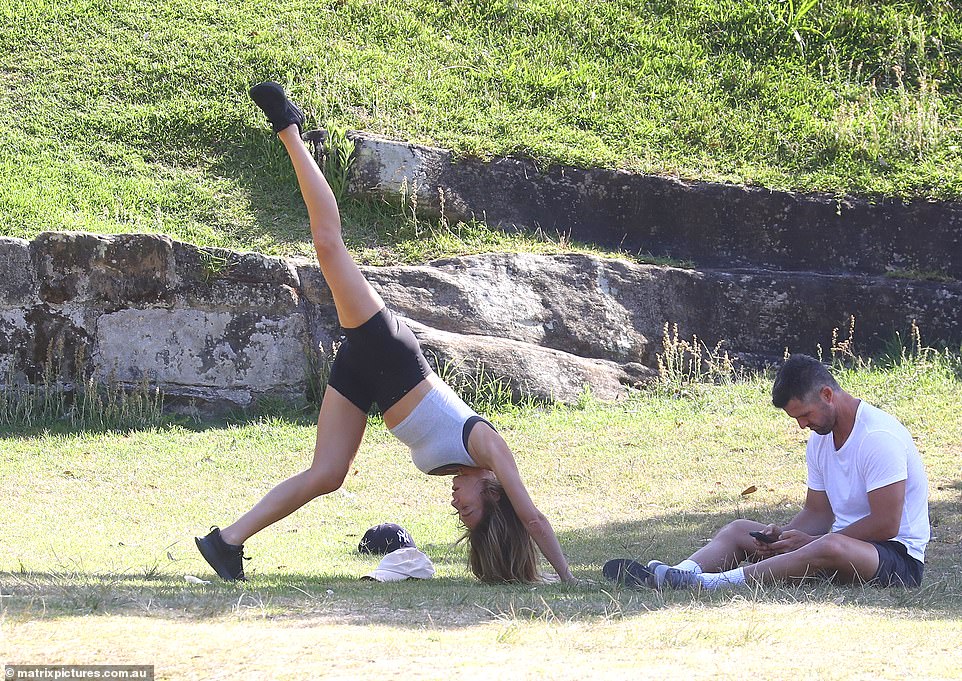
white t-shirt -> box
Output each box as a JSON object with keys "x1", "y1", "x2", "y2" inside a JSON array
[{"x1": 806, "y1": 401, "x2": 929, "y2": 562}]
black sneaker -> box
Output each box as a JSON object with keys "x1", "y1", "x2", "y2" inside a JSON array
[
  {"x1": 249, "y1": 81, "x2": 306, "y2": 134},
  {"x1": 602, "y1": 558, "x2": 655, "y2": 589},
  {"x1": 194, "y1": 526, "x2": 246, "y2": 581}
]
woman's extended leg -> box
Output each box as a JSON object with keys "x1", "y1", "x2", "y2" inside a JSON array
[
  {"x1": 249, "y1": 81, "x2": 383, "y2": 328},
  {"x1": 219, "y1": 387, "x2": 368, "y2": 546},
  {"x1": 277, "y1": 124, "x2": 384, "y2": 329},
  {"x1": 196, "y1": 386, "x2": 368, "y2": 581}
]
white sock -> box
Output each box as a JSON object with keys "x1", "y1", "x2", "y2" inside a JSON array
[
  {"x1": 673, "y1": 559, "x2": 702, "y2": 574},
  {"x1": 698, "y1": 567, "x2": 746, "y2": 590}
]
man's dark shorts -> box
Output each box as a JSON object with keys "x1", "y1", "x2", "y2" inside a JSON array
[{"x1": 870, "y1": 540, "x2": 923, "y2": 587}]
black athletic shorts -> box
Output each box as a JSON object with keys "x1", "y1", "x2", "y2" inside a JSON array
[
  {"x1": 326, "y1": 307, "x2": 432, "y2": 413},
  {"x1": 870, "y1": 540, "x2": 924, "y2": 588}
]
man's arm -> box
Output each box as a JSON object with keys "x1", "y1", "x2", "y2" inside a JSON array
[
  {"x1": 756, "y1": 488, "x2": 835, "y2": 555},
  {"x1": 836, "y1": 480, "x2": 904, "y2": 541},
  {"x1": 773, "y1": 482, "x2": 904, "y2": 553},
  {"x1": 783, "y1": 488, "x2": 835, "y2": 535}
]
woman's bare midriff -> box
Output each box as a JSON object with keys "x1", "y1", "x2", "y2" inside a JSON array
[{"x1": 382, "y1": 372, "x2": 444, "y2": 430}]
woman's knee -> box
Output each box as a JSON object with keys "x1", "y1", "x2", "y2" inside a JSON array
[
  {"x1": 311, "y1": 224, "x2": 346, "y2": 258},
  {"x1": 302, "y1": 467, "x2": 345, "y2": 497}
]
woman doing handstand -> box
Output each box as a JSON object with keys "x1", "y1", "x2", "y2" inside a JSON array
[{"x1": 194, "y1": 82, "x2": 577, "y2": 585}]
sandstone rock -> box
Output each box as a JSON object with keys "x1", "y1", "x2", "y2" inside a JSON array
[
  {"x1": 31, "y1": 232, "x2": 175, "y2": 307},
  {"x1": 93, "y1": 308, "x2": 311, "y2": 406},
  {"x1": 172, "y1": 241, "x2": 299, "y2": 288},
  {"x1": 171, "y1": 242, "x2": 301, "y2": 313},
  {"x1": 631, "y1": 266, "x2": 962, "y2": 358},
  {"x1": 0, "y1": 237, "x2": 38, "y2": 307},
  {"x1": 24, "y1": 305, "x2": 94, "y2": 382},
  {"x1": 337, "y1": 131, "x2": 962, "y2": 280},
  {"x1": 298, "y1": 251, "x2": 962, "y2": 401},
  {"x1": 297, "y1": 252, "x2": 657, "y2": 403},
  {"x1": 0, "y1": 309, "x2": 32, "y2": 383},
  {"x1": 364, "y1": 254, "x2": 650, "y2": 364},
  {"x1": 177, "y1": 279, "x2": 301, "y2": 315},
  {"x1": 0, "y1": 238, "x2": 39, "y2": 383},
  {"x1": 405, "y1": 319, "x2": 654, "y2": 403},
  {"x1": 369, "y1": 252, "x2": 962, "y2": 361},
  {"x1": 7, "y1": 230, "x2": 962, "y2": 413}
]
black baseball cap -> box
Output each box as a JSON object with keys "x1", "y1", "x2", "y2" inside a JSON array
[{"x1": 358, "y1": 523, "x2": 416, "y2": 555}]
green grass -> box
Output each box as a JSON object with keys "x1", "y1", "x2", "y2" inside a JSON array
[
  {"x1": 2, "y1": 0, "x2": 960, "y2": 259},
  {"x1": 2, "y1": 354, "x2": 961, "y2": 677}
]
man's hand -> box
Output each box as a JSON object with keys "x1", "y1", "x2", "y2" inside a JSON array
[
  {"x1": 751, "y1": 523, "x2": 785, "y2": 558},
  {"x1": 769, "y1": 529, "x2": 818, "y2": 553}
]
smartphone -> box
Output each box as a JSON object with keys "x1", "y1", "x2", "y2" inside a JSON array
[{"x1": 749, "y1": 530, "x2": 778, "y2": 544}]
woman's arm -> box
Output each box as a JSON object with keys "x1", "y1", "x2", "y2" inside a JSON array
[{"x1": 468, "y1": 424, "x2": 577, "y2": 583}]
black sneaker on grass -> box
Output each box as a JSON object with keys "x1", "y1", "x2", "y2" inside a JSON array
[
  {"x1": 249, "y1": 81, "x2": 306, "y2": 134},
  {"x1": 194, "y1": 526, "x2": 246, "y2": 581},
  {"x1": 602, "y1": 558, "x2": 655, "y2": 589}
]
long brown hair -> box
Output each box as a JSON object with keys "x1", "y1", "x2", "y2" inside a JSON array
[{"x1": 461, "y1": 478, "x2": 541, "y2": 583}]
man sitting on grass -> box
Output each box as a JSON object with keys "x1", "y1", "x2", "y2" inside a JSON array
[{"x1": 605, "y1": 354, "x2": 930, "y2": 591}]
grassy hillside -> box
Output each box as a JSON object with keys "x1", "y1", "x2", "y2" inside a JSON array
[{"x1": 2, "y1": 0, "x2": 960, "y2": 258}]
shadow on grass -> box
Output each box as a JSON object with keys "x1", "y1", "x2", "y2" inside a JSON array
[
  {"x1": 206, "y1": 127, "x2": 626, "y2": 269},
  {"x1": 0, "y1": 402, "x2": 323, "y2": 441},
  {"x1": 4, "y1": 498, "x2": 960, "y2": 628},
  {"x1": 210, "y1": 127, "x2": 423, "y2": 258}
]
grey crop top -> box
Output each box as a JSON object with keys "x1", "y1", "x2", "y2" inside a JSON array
[{"x1": 389, "y1": 382, "x2": 491, "y2": 475}]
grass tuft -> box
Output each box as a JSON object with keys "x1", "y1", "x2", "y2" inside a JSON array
[
  {"x1": 0, "y1": 347, "x2": 165, "y2": 432},
  {"x1": 656, "y1": 321, "x2": 745, "y2": 389}
]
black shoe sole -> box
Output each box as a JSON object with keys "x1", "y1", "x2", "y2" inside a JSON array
[
  {"x1": 602, "y1": 558, "x2": 653, "y2": 589},
  {"x1": 249, "y1": 81, "x2": 305, "y2": 133},
  {"x1": 194, "y1": 535, "x2": 245, "y2": 582}
]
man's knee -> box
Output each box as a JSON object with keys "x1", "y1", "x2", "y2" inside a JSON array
[
  {"x1": 716, "y1": 518, "x2": 760, "y2": 539},
  {"x1": 806, "y1": 532, "x2": 856, "y2": 566}
]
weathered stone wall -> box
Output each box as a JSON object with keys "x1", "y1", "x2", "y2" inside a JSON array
[
  {"x1": 325, "y1": 131, "x2": 962, "y2": 280},
  {"x1": 2, "y1": 233, "x2": 311, "y2": 409},
  {"x1": 2, "y1": 233, "x2": 960, "y2": 412}
]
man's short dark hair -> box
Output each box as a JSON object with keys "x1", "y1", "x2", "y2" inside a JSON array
[{"x1": 771, "y1": 354, "x2": 840, "y2": 408}]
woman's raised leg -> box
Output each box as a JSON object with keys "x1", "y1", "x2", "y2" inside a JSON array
[
  {"x1": 249, "y1": 81, "x2": 383, "y2": 328},
  {"x1": 277, "y1": 121, "x2": 384, "y2": 329},
  {"x1": 250, "y1": 82, "x2": 384, "y2": 328}
]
